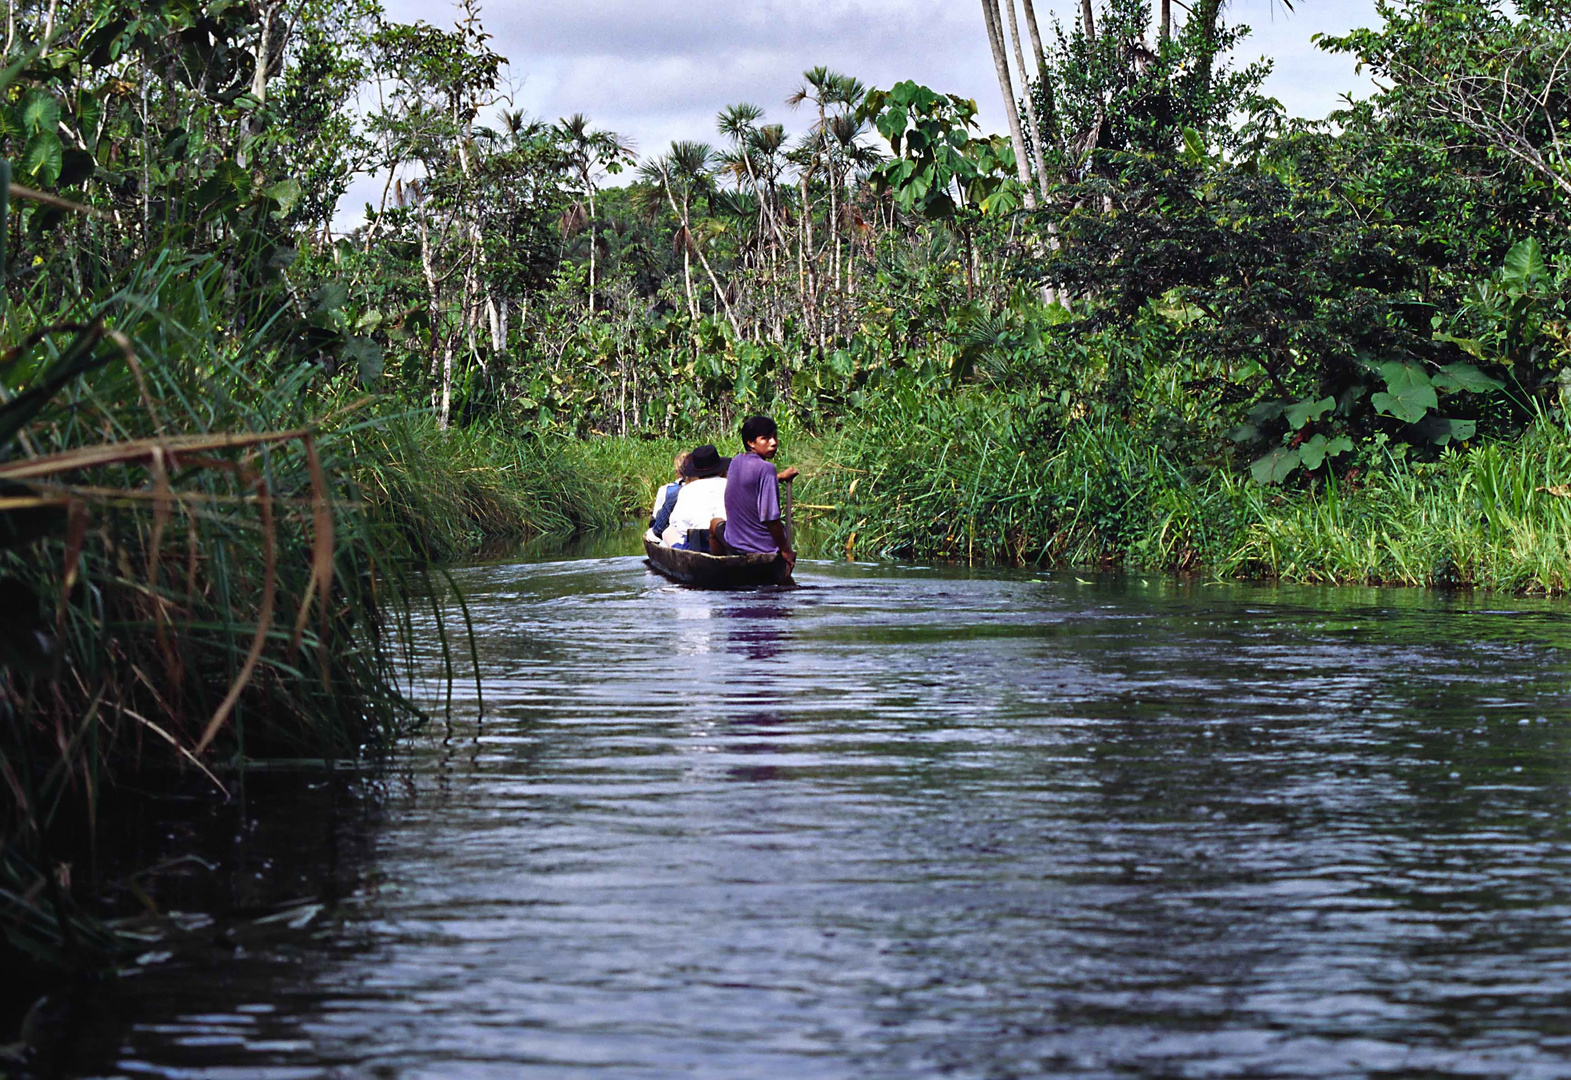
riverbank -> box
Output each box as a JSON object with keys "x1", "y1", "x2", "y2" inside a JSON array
[
  {"x1": 799, "y1": 402, "x2": 1571, "y2": 594},
  {"x1": 449, "y1": 395, "x2": 1571, "y2": 595},
  {"x1": 478, "y1": 408, "x2": 1571, "y2": 595}
]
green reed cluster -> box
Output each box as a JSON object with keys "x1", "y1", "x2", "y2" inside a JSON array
[
  {"x1": 802, "y1": 386, "x2": 1571, "y2": 594},
  {"x1": 1, "y1": 258, "x2": 447, "y2": 993}
]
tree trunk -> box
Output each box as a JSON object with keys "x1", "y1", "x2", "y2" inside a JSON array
[
  {"x1": 820, "y1": 101, "x2": 843, "y2": 341},
  {"x1": 1005, "y1": 0, "x2": 1051, "y2": 204},
  {"x1": 40, "y1": 0, "x2": 56, "y2": 56},
  {"x1": 1190, "y1": 0, "x2": 1225, "y2": 96},
  {"x1": 798, "y1": 172, "x2": 824, "y2": 356},
  {"x1": 742, "y1": 149, "x2": 783, "y2": 248},
  {"x1": 439, "y1": 337, "x2": 454, "y2": 430},
  {"x1": 416, "y1": 193, "x2": 448, "y2": 428},
  {"x1": 237, "y1": 2, "x2": 284, "y2": 166},
  {"x1": 1022, "y1": 0, "x2": 1049, "y2": 76},
  {"x1": 250, "y1": 3, "x2": 277, "y2": 102},
  {"x1": 682, "y1": 242, "x2": 696, "y2": 321},
  {"x1": 1160, "y1": 0, "x2": 1171, "y2": 41},
  {"x1": 981, "y1": 0, "x2": 1037, "y2": 210},
  {"x1": 692, "y1": 231, "x2": 742, "y2": 338},
  {"x1": 587, "y1": 180, "x2": 597, "y2": 313},
  {"x1": 1021, "y1": 0, "x2": 1060, "y2": 166},
  {"x1": 660, "y1": 173, "x2": 700, "y2": 322},
  {"x1": 1080, "y1": 0, "x2": 1097, "y2": 40}
]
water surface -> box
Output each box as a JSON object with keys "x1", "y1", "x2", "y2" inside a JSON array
[{"x1": 68, "y1": 550, "x2": 1571, "y2": 1078}]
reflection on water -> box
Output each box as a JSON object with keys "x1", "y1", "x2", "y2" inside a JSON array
[{"x1": 61, "y1": 551, "x2": 1571, "y2": 1079}]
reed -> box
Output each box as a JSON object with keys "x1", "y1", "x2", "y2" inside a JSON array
[
  {"x1": 1220, "y1": 423, "x2": 1571, "y2": 592},
  {"x1": 804, "y1": 386, "x2": 1571, "y2": 593},
  {"x1": 0, "y1": 255, "x2": 450, "y2": 988},
  {"x1": 347, "y1": 416, "x2": 638, "y2": 561}
]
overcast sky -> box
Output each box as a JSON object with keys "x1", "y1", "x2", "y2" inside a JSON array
[{"x1": 338, "y1": 0, "x2": 1381, "y2": 226}]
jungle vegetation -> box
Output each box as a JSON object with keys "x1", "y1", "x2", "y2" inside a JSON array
[{"x1": 1, "y1": 0, "x2": 1569, "y2": 1028}]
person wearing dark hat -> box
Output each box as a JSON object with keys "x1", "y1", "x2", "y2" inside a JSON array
[{"x1": 659, "y1": 443, "x2": 732, "y2": 550}]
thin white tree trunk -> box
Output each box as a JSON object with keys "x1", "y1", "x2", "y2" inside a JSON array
[
  {"x1": 694, "y1": 232, "x2": 742, "y2": 337},
  {"x1": 1006, "y1": 0, "x2": 1051, "y2": 204},
  {"x1": 1005, "y1": 0, "x2": 1059, "y2": 306},
  {"x1": 662, "y1": 174, "x2": 699, "y2": 321},
  {"x1": 981, "y1": 0, "x2": 1038, "y2": 209},
  {"x1": 587, "y1": 180, "x2": 597, "y2": 312},
  {"x1": 798, "y1": 172, "x2": 824, "y2": 355},
  {"x1": 683, "y1": 244, "x2": 695, "y2": 320},
  {"x1": 417, "y1": 196, "x2": 449, "y2": 428},
  {"x1": 250, "y1": 4, "x2": 276, "y2": 101},
  {"x1": 439, "y1": 338, "x2": 454, "y2": 430},
  {"x1": 743, "y1": 153, "x2": 783, "y2": 247}
]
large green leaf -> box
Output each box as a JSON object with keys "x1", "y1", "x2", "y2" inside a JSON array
[
  {"x1": 341, "y1": 336, "x2": 383, "y2": 385},
  {"x1": 1371, "y1": 361, "x2": 1437, "y2": 423},
  {"x1": 1431, "y1": 362, "x2": 1504, "y2": 394},
  {"x1": 1246, "y1": 400, "x2": 1284, "y2": 424},
  {"x1": 1284, "y1": 395, "x2": 1335, "y2": 430},
  {"x1": 1251, "y1": 447, "x2": 1300, "y2": 485},
  {"x1": 193, "y1": 160, "x2": 251, "y2": 215},
  {"x1": 1297, "y1": 434, "x2": 1353, "y2": 471},
  {"x1": 1501, "y1": 237, "x2": 1545, "y2": 286},
  {"x1": 1412, "y1": 414, "x2": 1476, "y2": 446},
  {"x1": 19, "y1": 91, "x2": 58, "y2": 135},
  {"x1": 1432, "y1": 332, "x2": 1485, "y2": 360},
  {"x1": 20, "y1": 131, "x2": 61, "y2": 184},
  {"x1": 264, "y1": 178, "x2": 302, "y2": 217}
]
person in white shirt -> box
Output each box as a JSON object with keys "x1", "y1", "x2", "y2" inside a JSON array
[{"x1": 660, "y1": 444, "x2": 730, "y2": 550}]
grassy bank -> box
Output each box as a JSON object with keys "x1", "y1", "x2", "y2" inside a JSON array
[
  {"x1": 799, "y1": 392, "x2": 1571, "y2": 594},
  {"x1": 348, "y1": 416, "x2": 647, "y2": 561}
]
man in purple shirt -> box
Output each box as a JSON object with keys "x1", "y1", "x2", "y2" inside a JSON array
[{"x1": 722, "y1": 415, "x2": 799, "y2": 572}]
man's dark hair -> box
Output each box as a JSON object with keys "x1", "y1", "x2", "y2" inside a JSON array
[{"x1": 739, "y1": 415, "x2": 778, "y2": 446}]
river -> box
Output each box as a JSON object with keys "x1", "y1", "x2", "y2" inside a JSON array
[{"x1": 55, "y1": 545, "x2": 1571, "y2": 1078}]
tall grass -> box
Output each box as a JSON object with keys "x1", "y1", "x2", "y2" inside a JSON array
[
  {"x1": 0, "y1": 244, "x2": 715, "y2": 994},
  {"x1": 0, "y1": 255, "x2": 448, "y2": 987},
  {"x1": 347, "y1": 417, "x2": 642, "y2": 561},
  {"x1": 1220, "y1": 425, "x2": 1571, "y2": 592},
  {"x1": 806, "y1": 386, "x2": 1571, "y2": 592}
]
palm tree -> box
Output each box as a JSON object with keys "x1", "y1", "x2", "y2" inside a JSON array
[
  {"x1": 642, "y1": 141, "x2": 741, "y2": 335},
  {"x1": 558, "y1": 113, "x2": 635, "y2": 313},
  {"x1": 789, "y1": 68, "x2": 871, "y2": 344},
  {"x1": 717, "y1": 102, "x2": 785, "y2": 250}
]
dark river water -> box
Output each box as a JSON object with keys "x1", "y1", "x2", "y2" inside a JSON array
[{"x1": 57, "y1": 545, "x2": 1571, "y2": 1078}]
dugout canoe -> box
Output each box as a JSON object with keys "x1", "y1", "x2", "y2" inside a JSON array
[{"x1": 643, "y1": 538, "x2": 794, "y2": 589}]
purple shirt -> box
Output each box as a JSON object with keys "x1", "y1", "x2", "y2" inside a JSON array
[{"x1": 722, "y1": 451, "x2": 782, "y2": 554}]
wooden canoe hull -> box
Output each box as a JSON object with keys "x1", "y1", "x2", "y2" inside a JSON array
[{"x1": 644, "y1": 538, "x2": 794, "y2": 589}]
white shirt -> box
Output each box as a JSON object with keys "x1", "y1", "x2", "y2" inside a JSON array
[{"x1": 661, "y1": 476, "x2": 727, "y2": 547}]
